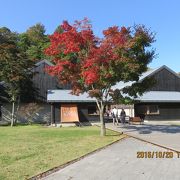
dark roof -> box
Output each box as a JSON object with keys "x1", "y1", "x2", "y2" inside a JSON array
[
  {"x1": 46, "y1": 65, "x2": 180, "y2": 103},
  {"x1": 136, "y1": 91, "x2": 180, "y2": 102},
  {"x1": 47, "y1": 90, "x2": 96, "y2": 103},
  {"x1": 112, "y1": 65, "x2": 180, "y2": 90},
  {"x1": 35, "y1": 59, "x2": 54, "y2": 67}
]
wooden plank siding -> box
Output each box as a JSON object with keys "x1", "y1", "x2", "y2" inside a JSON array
[
  {"x1": 32, "y1": 61, "x2": 71, "y2": 102},
  {"x1": 135, "y1": 103, "x2": 180, "y2": 121},
  {"x1": 149, "y1": 68, "x2": 180, "y2": 91},
  {"x1": 134, "y1": 67, "x2": 180, "y2": 121}
]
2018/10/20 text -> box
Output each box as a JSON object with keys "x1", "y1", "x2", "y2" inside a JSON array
[{"x1": 137, "y1": 151, "x2": 180, "y2": 158}]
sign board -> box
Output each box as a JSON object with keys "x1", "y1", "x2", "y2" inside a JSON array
[{"x1": 61, "y1": 104, "x2": 79, "y2": 122}]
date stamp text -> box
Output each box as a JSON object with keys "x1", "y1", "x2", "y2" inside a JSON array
[{"x1": 137, "y1": 151, "x2": 180, "y2": 158}]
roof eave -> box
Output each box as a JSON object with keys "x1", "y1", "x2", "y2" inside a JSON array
[
  {"x1": 47, "y1": 100, "x2": 96, "y2": 103},
  {"x1": 139, "y1": 100, "x2": 180, "y2": 103}
]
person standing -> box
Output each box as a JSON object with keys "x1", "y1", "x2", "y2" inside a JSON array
[
  {"x1": 106, "y1": 108, "x2": 111, "y2": 121},
  {"x1": 117, "y1": 108, "x2": 121, "y2": 123},
  {"x1": 112, "y1": 106, "x2": 118, "y2": 125},
  {"x1": 120, "y1": 108, "x2": 126, "y2": 124}
]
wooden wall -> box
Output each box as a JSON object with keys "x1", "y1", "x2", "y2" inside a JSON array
[
  {"x1": 135, "y1": 103, "x2": 180, "y2": 121},
  {"x1": 150, "y1": 68, "x2": 180, "y2": 91},
  {"x1": 32, "y1": 61, "x2": 71, "y2": 102}
]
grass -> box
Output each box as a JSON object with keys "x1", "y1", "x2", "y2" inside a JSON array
[{"x1": 0, "y1": 125, "x2": 125, "y2": 180}]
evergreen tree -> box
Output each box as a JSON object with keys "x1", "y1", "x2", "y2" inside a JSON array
[{"x1": 0, "y1": 27, "x2": 34, "y2": 126}]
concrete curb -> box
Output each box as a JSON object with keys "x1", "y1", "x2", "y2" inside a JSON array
[{"x1": 29, "y1": 132, "x2": 127, "y2": 180}]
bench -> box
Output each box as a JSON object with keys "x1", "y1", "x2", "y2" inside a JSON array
[{"x1": 129, "y1": 116, "x2": 143, "y2": 124}]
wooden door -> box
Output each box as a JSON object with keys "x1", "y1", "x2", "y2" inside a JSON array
[{"x1": 61, "y1": 104, "x2": 79, "y2": 122}]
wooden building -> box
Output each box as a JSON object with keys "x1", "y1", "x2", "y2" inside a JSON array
[
  {"x1": 134, "y1": 66, "x2": 180, "y2": 121},
  {"x1": 2, "y1": 60, "x2": 179, "y2": 124},
  {"x1": 48, "y1": 65, "x2": 180, "y2": 124},
  {"x1": 47, "y1": 90, "x2": 99, "y2": 124}
]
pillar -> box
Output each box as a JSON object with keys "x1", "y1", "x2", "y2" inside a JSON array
[{"x1": 51, "y1": 103, "x2": 55, "y2": 125}]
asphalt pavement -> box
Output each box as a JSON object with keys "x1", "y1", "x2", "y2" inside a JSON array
[
  {"x1": 42, "y1": 137, "x2": 180, "y2": 180},
  {"x1": 106, "y1": 122, "x2": 180, "y2": 151}
]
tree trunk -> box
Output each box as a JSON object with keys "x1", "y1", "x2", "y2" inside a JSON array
[
  {"x1": 14, "y1": 96, "x2": 20, "y2": 124},
  {"x1": 99, "y1": 107, "x2": 106, "y2": 136},
  {"x1": 95, "y1": 98, "x2": 106, "y2": 136},
  {"x1": 11, "y1": 101, "x2": 15, "y2": 127}
]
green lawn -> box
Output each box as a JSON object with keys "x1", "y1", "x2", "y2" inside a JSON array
[{"x1": 0, "y1": 125, "x2": 124, "y2": 180}]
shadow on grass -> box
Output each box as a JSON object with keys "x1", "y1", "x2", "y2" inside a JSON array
[{"x1": 0, "y1": 122, "x2": 47, "y2": 127}]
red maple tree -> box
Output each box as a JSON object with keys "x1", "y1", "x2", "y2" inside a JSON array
[{"x1": 45, "y1": 18, "x2": 155, "y2": 136}]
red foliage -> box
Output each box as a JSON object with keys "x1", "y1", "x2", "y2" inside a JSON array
[
  {"x1": 45, "y1": 18, "x2": 153, "y2": 93},
  {"x1": 45, "y1": 18, "x2": 129, "y2": 89},
  {"x1": 82, "y1": 66, "x2": 99, "y2": 85},
  {"x1": 45, "y1": 19, "x2": 95, "y2": 56}
]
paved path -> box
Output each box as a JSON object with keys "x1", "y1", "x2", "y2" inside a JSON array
[
  {"x1": 42, "y1": 138, "x2": 180, "y2": 180},
  {"x1": 106, "y1": 123, "x2": 180, "y2": 152}
]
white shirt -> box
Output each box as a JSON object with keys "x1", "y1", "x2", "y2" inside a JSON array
[
  {"x1": 117, "y1": 109, "x2": 121, "y2": 117},
  {"x1": 112, "y1": 108, "x2": 118, "y2": 115}
]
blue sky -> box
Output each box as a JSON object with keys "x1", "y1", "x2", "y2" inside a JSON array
[{"x1": 1, "y1": 0, "x2": 180, "y2": 72}]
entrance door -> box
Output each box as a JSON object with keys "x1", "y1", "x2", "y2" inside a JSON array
[{"x1": 61, "y1": 104, "x2": 79, "y2": 122}]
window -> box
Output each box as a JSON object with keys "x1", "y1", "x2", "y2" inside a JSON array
[
  {"x1": 88, "y1": 106, "x2": 99, "y2": 115},
  {"x1": 147, "y1": 105, "x2": 160, "y2": 115}
]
